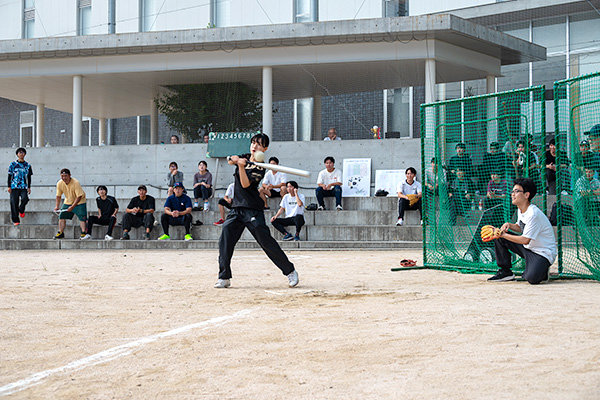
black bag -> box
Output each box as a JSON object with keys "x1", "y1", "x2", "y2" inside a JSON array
[
  {"x1": 375, "y1": 189, "x2": 389, "y2": 197},
  {"x1": 305, "y1": 203, "x2": 318, "y2": 211}
]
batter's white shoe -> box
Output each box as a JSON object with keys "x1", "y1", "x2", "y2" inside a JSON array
[
  {"x1": 287, "y1": 270, "x2": 299, "y2": 287},
  {"x1": 214, "y1": 279, "x2": 231, "y2": 288}
]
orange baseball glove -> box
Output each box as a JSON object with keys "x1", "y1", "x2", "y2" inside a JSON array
[
  {"x1": 407, "y1": 194, "x2": 420, "y2": 207},
  {"x1": 481, "y1": 225, "x2": 502, "y2": 242}
]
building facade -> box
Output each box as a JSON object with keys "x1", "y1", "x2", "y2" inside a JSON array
[{"x1": 0, "y1": 0, "x2": 597, "y2": 147}]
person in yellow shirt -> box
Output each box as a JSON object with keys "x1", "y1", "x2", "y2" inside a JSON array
[{"x1": 53, "y1": 168, "x2": 87, "y2": 239}]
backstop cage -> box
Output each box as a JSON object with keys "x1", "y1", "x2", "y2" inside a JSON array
[
  {"x1": 421, "y1": 86, "x2": 547, "y2": 274},
  {"x1": 554, "y1": 71, "x2": 600, "y2": 280}
]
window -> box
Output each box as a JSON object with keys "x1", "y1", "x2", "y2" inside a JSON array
[
  {"x1": 23, "y1": 0, "x2": 35, "y2": 39},
  {"x1": 19, "y1": 111, "x2": 35, "y2": 147},
  {"x1": 383, "y1": 0, "x2": 408, "y2": 17},
  {"x1": 78, "y1": 0, "x2": 92, "y2": 36},
  {"x1": 294, "y1": 0, "x2": 317, "y2": 23}
]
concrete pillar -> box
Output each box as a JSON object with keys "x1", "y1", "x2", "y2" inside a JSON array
[
  {"x1": 72, "y1": 75, "x2": 83, "y2": 146},
  {"x1": 382, "y1": 90, "x2": 388, "y2": 138},
  {"x1": 99, "y1": 118, "x2": 107, "y2": 146},
  {"x1": 312, "y1": 95, "x2": 321, "y2": 141},
  {"x1": 424, "y1": 59, "x2": 436, "y2": 104},
  {"x1": 150, "y1": 100, "x2": 159, "y2": 144},
  {"x1": 262, "y1": 66, "x2": 273, "y2": 137},
  {"x1": 36, "y1": 104, "x2": 44, "y2": 148},
  {"x1": 486, "y1": 75, "x2": 497, "y2": 145}
]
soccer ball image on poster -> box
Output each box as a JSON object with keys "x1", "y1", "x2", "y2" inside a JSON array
[{"x1": 342, "y1": 158, "x2": 371, "y2": 197}]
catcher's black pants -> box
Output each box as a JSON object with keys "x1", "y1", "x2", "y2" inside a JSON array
[
  {"x1": 398, "y1": 198, "x2": 422, "y2": 219},
  {"x1": 10, "y1": 189, "x2": 29, "y2": 223},
  {"x1": 494, "y1": 237, "x2": 550, "y2": 284},
  {"x1": 218, "y1": 207, "x2": 294, "y2": 280},
  {"x1": 272, "y1": 215, "x2": 305, "y2": 236}
]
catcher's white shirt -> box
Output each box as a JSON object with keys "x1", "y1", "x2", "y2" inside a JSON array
[{"x1": 518, "y1": 204, "x2": 557, "y2": 264}]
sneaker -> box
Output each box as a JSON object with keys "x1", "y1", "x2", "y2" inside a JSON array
[
  {"x1": 317, "y1": 206, "x2": 324, "y2": 211},
  {"x1": 396, "y1": 218, "x2": 403, "y2": 226},
  {"x1": 81, "y1": 234, "x2": 92, "y2": 240},
  {"x1": 13, "y1": 222, "x2": 20, "y2": 226},
  {"x1": 294, "y1": 235, "x2": 300, "y2": 241},
  {"x1": 19, "y1": 212, "x2": 25, "y2": 218},
  {"x1": 214, "y1": 279, "x2": 231, "y2": 288},
  {"x1": 282, "y1": 233, "x2": 294, "y2": 241},
  {"x1": 80, "y1": 233, "x2": 88, "y2": 239},
  {"x1": 336, "y1": 205, "x2": 343, "y2": 211},
  {"x1": 121, "y1": 232, "x2": 130, "y2": 240},
  {"x1": 203, "y1": 201, "x2": 210, "y2": 211},
  {"x1": 54, "y1": 231, "x2": 64, "y2": 239},
  {"x1": 158, "y1": 234, "x2": 170, "y2": 240},
  {"x1": 184, "y1": 234, "x2": 193, "y2": 241},
  {"x1": 213, "y1": 218, "x2": 225, "y2": 226},
  {"x1": 193, "y1": 219, "x2": 204, "y2": 226},
  {"x1": 287, "y1": 270, "x2": 299, "y2": 287},
  {"x1": 145, "y1": 232, "x2": 151, "y2": 240},
  {"x1": 104, "y1": 234, "x2": 114, "y2": 241},
  {"x1": 487, "y1": 269, "x2": 516, "y2": 282},
  {"x1": 193, "y1": 202, "x2": 199, "y2": 209}
]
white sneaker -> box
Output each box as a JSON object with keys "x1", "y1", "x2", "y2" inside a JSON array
[
  {"x1": 214, "y1": 279, "x2": 231, "y2": 288},
  {"x1": 104, "y1": 234, "x2": 114, "y2": 241},
  {"x1": 317, "y1": 206, "x2": 324, "y2": 211},
  {"x1": 204, "y1": 201, "x2": 210, "y2": 211},
  {"x1": 336, "y1": 205, "x2": 343, "y2": 211},
  {"x1": 287, "y1": 270, "x2": 299, "y2": 287},
  {"x1": 80, "y1": 234, "x2": 92, "y2": 240},
  {"x1": 396, "y1": 218, "x2": 403, "y2": 226}
]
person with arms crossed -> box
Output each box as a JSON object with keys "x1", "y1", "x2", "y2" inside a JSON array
[
  {"x1": 215, "y1": 133, "x2": 299, "y2": 289},
  {"x1": 121, "y1": 185, "x2": 155, "y2": 240},
  {"x1": 81, "y1": 185, "x2": 119, "y2": 240},
  {"x1": 259, "y1": 157, "x2": 287, "y2": 209},
  {"x1": 7, "y1": 147, "x2": 33, "y2": 226},
  {"x1": 316, "y1": 156, "x2": 343, "y2": 211},
  {"x1": 54, "y1": 168, "x2": 87, "y2": 239},
  {"x1": 271, "y1": 181, "x2": 305, "y2": 241},
  {"x1": 488, "y1": 178, "x2": 557, "y2": 284}
]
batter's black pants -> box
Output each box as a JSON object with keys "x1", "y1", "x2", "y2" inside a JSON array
[
  {"x1": 218, "y1": 207, "x2": 295, "y2": 280},
  {"x1": 494, "y1": 237, "x2": 551, "y2": 284},
  {"x1": 10, "y1": 189, "x2": 29, "y2": 223},
  {"x1": 161, "y1": 213, "x2": 192, "y2": 235},
  {"x1": 87, "y1": 215, "x2": 117, "y2": 236},
  {"x1": 272, "y1": 215, "x2": 305, "y2": 236},
  {"x1": 122, "y1": 213, "x2": 155, "y2": 232}
]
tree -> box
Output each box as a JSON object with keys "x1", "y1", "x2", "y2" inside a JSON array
[{"x1": 156, "y1": 82, "x2": 263, "y2": 142}]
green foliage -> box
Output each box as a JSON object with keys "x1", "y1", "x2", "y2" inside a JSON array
[{"x1": 156, "y1": 82, "x2": 263, "y2": 142}]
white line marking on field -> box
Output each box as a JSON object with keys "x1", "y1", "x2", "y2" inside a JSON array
[
  {"x1": 0, "y1": 308, "x2": 254, "y2": 397},
  {"x1": 264, "y1": 290, "x2": 285, "y2": 296}
]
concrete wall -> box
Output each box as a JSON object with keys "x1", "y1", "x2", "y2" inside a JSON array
[{"x1": 0, "y1": 138, "x2": 421, "y2": 199}]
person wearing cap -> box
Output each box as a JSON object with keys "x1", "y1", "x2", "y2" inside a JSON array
[
  {"x1": 574, "y1": 166, "x2": 600, "y2": 226},
  {"x1": 7, "y1": 147, "x2": 33, "y2": 226},
  {"x1": 447, "y1": 143, "x2": 473, "y2": 185},
  {"x1": 159, "y1": 182, "x2": 193, "y2": 241},
  {"x1": 574, "y1": 139, "x2": 599, "y2": 173},
  {"x1": 587, "y1": 124, "x2": 600, "y2": 152},
  {"x1": 121, "y1": 185, "x2": 156, "y2": 240}
]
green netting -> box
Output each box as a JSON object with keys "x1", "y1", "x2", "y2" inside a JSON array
[
  {"x1": 421, "y1": 86, "x2": 546, "y2": 274},
  {"x1": 554, "y1": 71, "x2": 600, "y2": 280}
]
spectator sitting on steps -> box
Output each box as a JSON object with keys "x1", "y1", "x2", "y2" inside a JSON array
[
  {"x1": 214, "y1": 182, "x2": 234, "y2": 226},
  {"x1": 270, "y1": 181, "x2": 305, "y2": 241},
  {"x1": 167, "y1": 161, "x2": 184, "y2": 197},
  {"x1": 259, "y1": 157, "x2": 288, "y2": 210},
  {"x1": 121, "y1": 185, "x2": 155, "y2": 240},
  {"x1": 316, "y1": 156, "x2": 343, "y2": 211},
  {"x1": 159, "y1": 182, "x2": 193, "y2": 241},
  {"x1": 81, "y1": 185, "x2": 119, "y2": 241},
  {"x1": 396, "y1": 167, "x2": 422, "y2": 226}
]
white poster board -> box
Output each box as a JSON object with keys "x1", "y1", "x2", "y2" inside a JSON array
[
  {"x1": 375, "y1": 170, "x2": 404, "y2": 197},
  {"x1": 342, "y1": 158, "x2": 371, "y2": 197}
]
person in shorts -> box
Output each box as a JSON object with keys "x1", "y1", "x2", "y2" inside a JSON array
[{"x1": 53, "y1": 168, "x2": 87, "y2": 239}]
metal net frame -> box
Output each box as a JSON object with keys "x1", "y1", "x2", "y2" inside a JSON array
[
  {"x1": 554, "y1": 71, "x2": 600, "y2": 281},
  {"x1": 421, "y1": 86, "x2": 547, "y2": 274}
]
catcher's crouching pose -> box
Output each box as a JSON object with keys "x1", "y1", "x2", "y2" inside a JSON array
[
  {"x1": 214, "y1": 133, "x2": 299, "y2": 289},
  {"x1": 487, "y1": 178, "x2": 557, "y2": 284}
]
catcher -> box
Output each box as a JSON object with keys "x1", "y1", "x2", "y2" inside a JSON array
[
  {"x1": 482, "y1": 178, "x2": 557, "y2": 284},
  {"x1": 396, "y1": 167, "x2": 422, "y2": 226}
]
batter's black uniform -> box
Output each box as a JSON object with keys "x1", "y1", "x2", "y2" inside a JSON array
[{"x1": 218, "y1": 154, "x2": 295, "y2": 280}]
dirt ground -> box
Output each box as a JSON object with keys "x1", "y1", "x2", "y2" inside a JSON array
[{"x1": 1, "y1": 249, "x2": 599, "y2": 399}]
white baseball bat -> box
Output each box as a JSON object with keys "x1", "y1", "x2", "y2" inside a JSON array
[{"x1": 248, "y1": 161, "x2": 310, "y2": 178}]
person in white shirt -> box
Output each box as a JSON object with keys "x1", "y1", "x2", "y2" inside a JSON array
[
  {"x1": 270, "y1": 181, "x2": 305, "y2": 241},
  {"x1": 259, "y1": 157, "x2": 288, "y2": 209},
  {"x1": 213, "y1": 183, "x2": 234, "y2": 226},
  {"x1": 316, "y1": 156, "x2": 343, "y2": 210},
  {"x1": 396, "y1": 167, "x2": 422, "y2": 226},
  {"x1": 488, "y1": 177, "x2": 557, "y2": 284},
  {"x1": 323, "y1": 127, "x2": 341, "y2": 141}
]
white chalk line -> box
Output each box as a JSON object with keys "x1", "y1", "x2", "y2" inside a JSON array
[{"x1": 0, "y1": 308, "x2": 254, "y2": 397}]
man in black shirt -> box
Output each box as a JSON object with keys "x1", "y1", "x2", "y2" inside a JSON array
[
  {"x1": 447, "y1": 143, "x2": 474, "y2": 185},
  {"x1": 121, "y1": 185, "x2": 156, "y2": 240},
  {"x1": 215, "y1": 133, "x2": 299, "y2": 289},
  {"x1": 81, "y1": 185, "x2": 119, "y2": 240}
]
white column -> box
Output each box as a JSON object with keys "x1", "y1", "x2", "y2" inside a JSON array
[
  {"x1": 36, "y1": 104, "x2": 44, "y2": 147},
  {"x1": 486, "y1": 75, "x2": 497, "y2": 146},
  {"x1": 262, "y1": 66, "x2": 273, "y2": 137},
  {"x1": 72, "y1": 75, "x2": 83, "y2": 146},
  {"x1": 150, "y1": 100, "x2": 159, "y2": 144},
  {"x1": 312, "y1": 94, "x2": 321, "y2": 141},
  {"x1": 424, "y1": 59, "x2": 436, "y2": 104},
  {"x1": 382, "y1": 90, "x2": 388, "y2": 139},
  {"x1": 99, "y1": 118, "x2": 107, "y2": 146}
]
